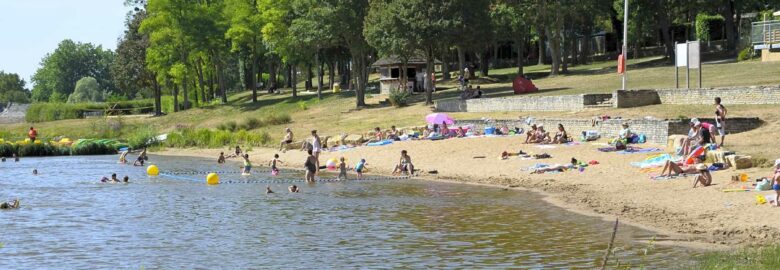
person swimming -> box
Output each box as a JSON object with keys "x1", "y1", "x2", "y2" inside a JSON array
[
  {"x1": 0, "y1": 199, "x2": 20, "y2": 209},
  {"x1": 32, "y1": 169, "x2": 38, "y2": 175},
  {"x1": 1, "y1": 156, "x2": 6, "y2": 162},
  {"x1": 123, "y1": 176, "x2": 130, "y2": 183},
  {"x1": 133, "y1": 155, "x2": 145, "y2": 166},
  {"x1": 119, "y1": 150, "x2": 130, "y2": 164},
  {"x1": 288, "y1": 185, "x2": 300, "y2": 193},
  {"x1": 266, "y1": 186, "x2": 274, "y2": 194}
]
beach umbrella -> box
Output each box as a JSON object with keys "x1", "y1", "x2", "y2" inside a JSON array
[{"x1": 426, "y1": 113, "x2": 454, "y2": 125}]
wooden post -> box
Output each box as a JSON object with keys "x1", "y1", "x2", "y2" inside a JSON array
[{"x1": 600, "y1": 217, "x2": 619, "y2": 270}]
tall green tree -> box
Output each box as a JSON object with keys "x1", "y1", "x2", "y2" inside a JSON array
[
  {"x1": 0, "y1": 71, "x2": 30, "y2": 103},
  {"x1": 112, "y1": 8, "x2": 155, "y2": 100},
  {"x1": 225, "y1": 0, "x2": 266, "y2": 103},
  {"x1": 31, "y1": 40, "x2": 115, "y2": 102},
  {"x1": 490, "y1": 0, "x2": 532, "y2": 75}
]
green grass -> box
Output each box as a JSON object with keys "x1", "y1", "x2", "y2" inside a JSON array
[{"x1": 696, "y1": 245, "x2": 780, "y2": 269}]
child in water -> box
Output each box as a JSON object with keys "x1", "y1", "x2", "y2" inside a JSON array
[
  {"x1": 217, "y1": 152, "x2": 226, "y2": 164},
  {"x1": 288, "y1": 185, "x2": 300, "y2": 193},
  {"x1": 133, "y1": 155, "x2": 145, "y2": 166},
  {"x1": 338, "y1": 157, "x2": 348, "y2": 180},
  {"x1": 32, "y1": 169, "x2": 38, "y2": 175},
  {"x1": 123, "y1": 176, "x2": 130, "y2": 183},
  {"x1": 119, "y1": 150, "x2": 130, "y2": 164},
  {"x1": 355, "y1": 159, "x2": 367, "y2": 179},
  {"x1": 0, "y1": 199, "x2": 20, "y2": 209},
  {"x1": 242, "y1": 154, "x2": 252, "y2": 175},
  {"x1": 13, "y1": 153, "x2": 19, "y2": 162},
  {"x1": 266, "y1": 186, "x2": 274, "y2": 194},
  {"x1": 269, "y1": 154, "x2": 283, "y2": 175}
]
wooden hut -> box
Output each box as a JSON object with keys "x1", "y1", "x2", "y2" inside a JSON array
[{"x1": 372, "y1": 56, "x2": 442, "y2": 94}]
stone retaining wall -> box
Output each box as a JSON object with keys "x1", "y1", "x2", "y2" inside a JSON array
[
  {"x1": 614, "y1": 85, "x2": 780, "y2": 108},
  {"x1": 456, "y1": 117, "x2": 762, "y2": 145},
  {"x1": 435, "y1": 94, "x2": 612, "y2": 112}
]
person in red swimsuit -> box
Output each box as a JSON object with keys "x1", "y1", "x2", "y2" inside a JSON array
[{"x1": 28, "y1": 127, "x2": 38, "y2": 143}]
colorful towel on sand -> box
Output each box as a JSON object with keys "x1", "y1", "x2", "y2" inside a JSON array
[
  {"x1": 326, "y1": 145, "x2": 355, "y2": 152},
  {"x1": 617, "y1": 147, "x2": 662, "y2": 154},
  {"x1": 366, "y1": 140, "x2": 393, "y2": 146},
  {"x1": 631, "y1": 154, "x2": 676, "y2": 168},
  {"x1": 536, "y1": 145, "x2": 557, "y2": 149}
]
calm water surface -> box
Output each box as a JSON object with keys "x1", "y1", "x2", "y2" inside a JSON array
[{"x1": 1, "y1": 155, "x2": 698, "y2": 269}]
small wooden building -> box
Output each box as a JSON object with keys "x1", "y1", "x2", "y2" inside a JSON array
[{"x1": 372, "y1": 56, "x2": 442, "y2": 94}]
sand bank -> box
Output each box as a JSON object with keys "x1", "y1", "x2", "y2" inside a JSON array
[{"x1": 156, "y1": 135, "x2": 780, "y2": 247}]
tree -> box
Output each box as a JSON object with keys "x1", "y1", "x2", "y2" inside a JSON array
[
  {"x1": 112, "y1": 8, "x2": 156, "y2": 100},
  {"x1": 68, "y1": 77, "x2": 105, "y2": 103},
  {"x1": 490, "y1": 1, "x2": 532, "y2": 75},
  {"x1": 31, "y1": 39, "x2": 115, "y2": 102},
  {"x1": 0, "y1": 71, "x2": 30, "y2": 103},
  {"x1": 365, "y1": 0, "x2": 456, "y2": 105},
  {"x1": 225, "y1": 0, "x2": 267, "y2": 103},
  {"x1": 288, "y1": 0, "x2": 338, "y2": 100}
]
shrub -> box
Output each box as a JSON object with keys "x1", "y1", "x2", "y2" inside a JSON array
[
  {"x1": 737, "y1": 47, "x2": 754, "y2": 62},
  {"x1": 17, "y1": 143, "x2": 62, "y2": 157},
  {"x1": 264, "y1": 113, "x2": 291, "y2": 126},
  {"x1": 67, "y1": 77, "x2": 104, "y2": 103},
  {"x1": 297, "y1": 100, "x2": 308, "y2": 110},
  {"x1": 241, "y1": 117, "x2": 262, "y2": 130},
  {"x1": 127, "y1": 126, "x2": 159, "y2": 149},
  {"x1": 0, "y1": 143, "x2": 17, "y2": 157},
  {"x1": 210, "y1": 130, "x2": 234, "y2": 147},
  {"x1": 388, "y1": 89, "x2": 410, "y2": 107},
  {"x1": 165, "y1": 132, "x2": 186, "y2": 148},
  {"x1": 71, "y1": 141, "x2": 116, "y2": 155},
  {"x1": 217, "y1": 121, "x2": 238, "y2": 132}
]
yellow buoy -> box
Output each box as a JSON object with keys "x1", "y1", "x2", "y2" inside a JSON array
[
  {"x1": 206, "y1": 173, "x2": 220, "y2": 185},
  {"x1": 147, "y1": 165, "x2": 159, "y2": 176}
]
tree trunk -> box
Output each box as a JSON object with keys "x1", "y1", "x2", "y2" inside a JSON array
[
  {"x1": 656, "y1": 0, "x2": 674, "y2": 59},
  {"x1": 457, "y1": 46, "x2": 466, "y2": 76},
  {"x1": 238, "y1": 57, "x2": 246, "y2": 91},
  {"x1": 269, "y1": 59, "x2": 277, "y2": 89},
  {"x1": 537, "y1": 32, "x2": 546, "y2": 65},
  {"x1": 441, "y1": 49, "x2": 451, "y2": 80},
  {"x1": 196, "y1": 58, "x2": 207, "y2": 103},
  {"x1": 479, "y1": 49, "x2": 489, "y2": 76},
  {"x1": 580, "y1": 25, "x2": 591, "y2": 64},
  {"x1": 492, "y1": 41, "x2": 499, "y2": 69},
  {"x1": 425, "y1": 47, "x2": 434, "y2": 105},
  {"x1": 721, "y1": 0, "x2": 737, "y2": 54},
  {"x1": 285, "y1": 64, "x2": 293, "y2": 88},
  {"x1": 548, "y1": 28, "x2": 561, "y2": 76},
  {"x1": 152, "y1": 77, "x2": 161, "y2": 115},
  {"x1": 173, "y1": 84, "x2": 179, "y2": 112},
  {"x1": 291, "y1": 64, "x2": 298, "y2": 97},
  {"x1": 516, "y1": 38, "x2": 525, "y2": 75},
  {"x1": 214, "y1": 56, "x2": 227, "y2": 104},
  {"x1": 315, "y1": 50, "x2": 323, "y2": 100},
  {"x1": 306, "y1": 63, "x2": 313, "y2": 90},
  {"x1": 250, "y1": 55, "x2": 258, "y2": 103},
  {"x1": 328, "y1": 60, "x2": 335, "y2": 89},
  {"x1": 182, "y1": 71, "x2": 190, "y2": 110},
  {"x1": 352, "y1": 52, "x2": 366, "y2": 107}
]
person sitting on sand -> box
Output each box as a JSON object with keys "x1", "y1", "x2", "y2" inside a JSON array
[
  {"x1": 0, "y1": 199, "x2": 20, "y2": 209},
  {"x1": 441, "y1": 123, "x2": 450, "y2": 137},
  {"x1": 498, "y1": 125, "x2": 510, "y2": 136},
  {"x1": 525, "y1": 124, "x2": 538, "y2": 143},
  {"x1": 392, "y1": 150, "x2": 415, "y2": 175},
  {"x1": 133, "y1": 155, "x2": 145, "y2": 166},
  {"x1": 242, "y1": 154, "x2": 252, "y2": 174},
  {"x1": 534, "y1": 125, "x2": 551, "y2": 144},
  {"x1": 269, "y1": 154, "x2": 283, "y2": 175},
  {"x1": 680, "y1": 121, "x2": 698, "y2": 157},
  {"x1": 304, "y1": 149, "x2": 317, "y2": 182},
  {"x1": 387, "y1": 126, "x2": 401, "y2": 141},
  {"x1": 279, "y1": 128, "x2": 294, "y2": 152},
  {"x1": 364, "y1": 127, "x2": 385, "y2": 145},
  {"x1": 658, "y1": 157, "x2": 702, "y2": 178},
  {"x1": 218, "y1": 152, "x2": 226, "y2": 164},
  {"x1": 692, "y1": 164, "x2": 712, "y2": 188},
  {"x1": 618, "y1": 123, "x2": 633, "y2": 142},
  {"x1": 552, "y1": 124, "x2": 569, "y2": 144},
  {"x1": 289, "y1": 185, "x2": 300, "y2": 193},
  {"x1": 455, "y1": 126, "x2": 465, "y2": 138}
]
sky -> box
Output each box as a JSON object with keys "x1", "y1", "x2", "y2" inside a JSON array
[{"x1": 0, "y1": 0, "x2": 131, "y2": 88}]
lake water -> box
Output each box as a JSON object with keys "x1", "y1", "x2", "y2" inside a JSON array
[{"x1": 1, "y1": 155, "x2": 699, "y2": 268}]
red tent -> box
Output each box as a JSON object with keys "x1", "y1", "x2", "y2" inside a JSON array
[{"x1": 512, "y1": 76, "x2": 538, "y2": 94}]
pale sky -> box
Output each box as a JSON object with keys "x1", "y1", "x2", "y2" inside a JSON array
[{"x1": 0, "y1": 0, "x2": 131, "y2": 88}]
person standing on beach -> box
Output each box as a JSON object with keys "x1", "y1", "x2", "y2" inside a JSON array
[
  {"x1": 310, "y1": 130, "x2": 322, "y2": 172},
  {"x1": 28, "y1": 126, "x2": 38, "y2": 143},
  {"x1": 279, "y1": 128, "x2": 294, "y2": 152},
  {"x1": 714, "y1": 97, "x2": 727, "y2": 147},
  {"x1": 304, "y1": 149, "x2": 317, "y2": 182}
]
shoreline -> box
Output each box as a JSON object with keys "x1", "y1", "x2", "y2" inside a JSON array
[{"x1": 153, "y1": 136, "x2": 780, "y2": 249}]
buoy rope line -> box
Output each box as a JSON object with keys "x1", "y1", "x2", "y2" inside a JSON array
[
  {"x1": 158, "y1": 172, "x2": 411, "y2": 184},
  {"x1": 162, "y1": 170, "x2": 292, "y2": 175}
]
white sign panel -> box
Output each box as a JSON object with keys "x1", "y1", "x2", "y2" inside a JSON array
[
  {"x1": 688, "y1": 41, "x2": 700, "y2": 69},
  {"x1": 675, "y1": 43, "x2": 688, "y2": 67}
]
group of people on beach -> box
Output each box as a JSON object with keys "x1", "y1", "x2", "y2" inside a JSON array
[{"x1": 524, "y1": 123, "x2": 570, "y2": 144}]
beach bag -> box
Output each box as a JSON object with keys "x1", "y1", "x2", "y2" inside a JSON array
[
  {"x1": 637, "y1": 134, "x2": 646, "y2": 143},
  {"x1": 581, "y1": 130, "x2": 600, "y2": 141},
  {"x1": 756, "y1": 178, "x2": 772, "y2": 191}
]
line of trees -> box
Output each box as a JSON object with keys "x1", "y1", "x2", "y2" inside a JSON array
[{"x1": 17, "y1": 0, "x2": 779, "y2": 111}]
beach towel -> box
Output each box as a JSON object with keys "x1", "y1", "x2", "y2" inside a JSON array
[
  {"x1": 366, "y1": 140, "x2": 393, "y2": 146},
  {"x1": 536, "y1": 145, "x2": 557, "y2": 149},
  {"x1": 617, "y1": 147, "x2": 662, "y2": 154},
  {"x1": 631, "y1": 154, "x2": 676, "y2": 168},
  {"x1": 564, "y1": 141, "x2": 581, "y2": 146}
]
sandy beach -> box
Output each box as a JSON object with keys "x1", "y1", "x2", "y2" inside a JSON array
[{"x1": 156, "y1": 133, "x2": 780, "y2": 248}]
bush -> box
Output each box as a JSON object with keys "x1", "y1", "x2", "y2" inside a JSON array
[
  {"x1": 0, "y1": 143, "x2": 16, "y2": 157},
  {"x1": 695, "y1": 13, "x2": 724, "y2": 42},
  {"x1": 210, "y1": 130, "x2": 235, "y2": 147},
  {"x1": 240, "y1": 117, "x2": 262, "y2": 130},
  {"x1": 165, "y1": 132, "x2": 186, "y2": 148},
  {"x1": 26, "y1": 100, "x2": 156, "y2": 122},
  {"x1": 388, "y1": 89, "x2": 410, "y2": 107},
  {"x1": 70, "y1": 141, "x2": 116, "y2": 155},
  {"x1": 164, "y1": 128, "x2": 270, "y2": 148},
  {"x1": 17, "y1": 143, "x2": 63, "y2": 157},
  {"x1": 126, "y1": 126, "x2": 159, "y2": 149},
  {"x1": 297, "y1": 100, "x2": 308, "y2": 110},
  {"x1": 264, "y1": 113, "x2": 291, "y2": 126},
  {"x1": 737, "y1": 47, "x2": 754, "y2": 62},
  {"x1": 217, "y1": 121, "x2": 238, "y2": 132}
]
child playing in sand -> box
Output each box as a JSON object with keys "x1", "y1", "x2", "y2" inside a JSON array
[
  {"x1": 242, "y1": 154, "x2": 252, "y2": 174},
  {"x1": 355, "y1": 159, "x2": 367, "y2": 179},
  {"x1": 269, "y1": 154, "x2": 283, "y2": 175},
  {"x1": 218, "y1": 152, "x2": 226, "y2": 164},
  {"x1": 692, "y1": 164, "x2": 712, "y2": 188},
  {"x1": 773, "y1": 159, "x2": 780, "y2": 206}
]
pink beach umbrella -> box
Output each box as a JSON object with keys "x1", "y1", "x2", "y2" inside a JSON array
[{"x1": 425, "y1": 113, "x2": 455, "y2": 125}]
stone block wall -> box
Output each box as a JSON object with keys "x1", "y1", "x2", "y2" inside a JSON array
[
  {"x1": 434, "y1": 94, "x2": 612, "y2": 112},
  {"x1": 613, "y1": 90, "x2": 661, "y2": 108}
]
